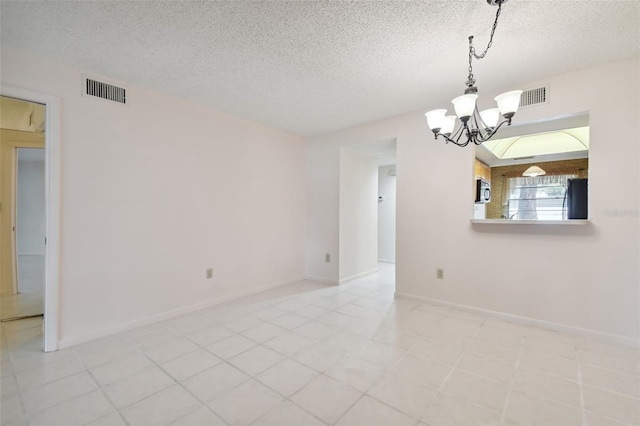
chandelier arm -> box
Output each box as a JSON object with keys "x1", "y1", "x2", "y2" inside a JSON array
[
  {"x1": 468, "y1": 109, "x2": 481, "y2": 137},
  {"x1": 453, "y1": 123, "x2": 467, "y2": 145},
  {"x1": 473, "y1": 106, "x2": 490, "y2": 131},
  {"x1": 468, "y1": 110, "x2": 485, "y2": 143},
  {"x1": 451, "y1": 121, "x2": 465, "y2": 141},
  {"x1": 475, "y1": 117, "x2": 512, "y2": 143},
  {"x1": 474, "y1": 123, "x2": 491, "y2": 145},
  {"x1": 436, "y1": 123, "x2": 469, "y2": 147},
  {"x1": 459, "y1": 122, "x2": 473, "y2": 147},
  {"x1": 440, "y1": 133, "x2": 469, "y2": 147}
]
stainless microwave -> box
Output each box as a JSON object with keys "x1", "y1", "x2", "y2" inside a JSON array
[{"x1": 475, "y1": 179, "x2": 491, "y2": 203}]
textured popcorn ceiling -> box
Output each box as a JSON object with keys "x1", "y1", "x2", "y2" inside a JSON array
[{"x1": 1, "y1": 1, "x2": 638, "y2": 136}]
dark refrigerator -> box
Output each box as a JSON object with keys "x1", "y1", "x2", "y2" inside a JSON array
[{"x1": 567, "y1": 178, "x2": 588, "y2": 219}]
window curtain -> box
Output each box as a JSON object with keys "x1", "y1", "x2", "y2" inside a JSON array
[{"x1": 509, "y1": 174, "x2": 577, "y2": 188}]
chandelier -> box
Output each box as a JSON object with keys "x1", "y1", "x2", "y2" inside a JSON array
[{"x1": 425, "y1": 0, "x2": 522, "y2": 147}]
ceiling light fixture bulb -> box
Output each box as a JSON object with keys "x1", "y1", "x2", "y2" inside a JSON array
[
  {"x1": 425, "y1": 109, "x2": 447, "y2": 133},
  {"x1": 452, "y1": 94, "x2": 478, "y2": 122}
]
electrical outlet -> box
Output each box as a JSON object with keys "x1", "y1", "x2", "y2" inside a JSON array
[
  {"x1": 206, "y1": 268, "x2": 213, "y2": 279},
  {"x1": 436, "y1": 268, "x2": 444, "y2": 279},
  {"x1": 325, "y1": 253, "x2": 331, "y2": 263}
]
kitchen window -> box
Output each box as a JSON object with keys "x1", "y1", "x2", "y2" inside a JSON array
[{"x1": 506, "y1": 174, "x2": 577, "y2": 220}]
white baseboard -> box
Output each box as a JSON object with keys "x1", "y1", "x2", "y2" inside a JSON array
[
  {"x1": 304, "y1": 275, "x2": 338, "y2": 285},
  {"x1": 378, "y1": 259, "x2": 395, "y2": 264},
  {"x1": 58, "y1": 275, "x2": 305, "y2": 349},
  {"x1": 339, "y1": 268, "x2": 378, "y2": 285},
  {"x1": 395, "y1": 292, "x2": 640, "y2": 349}
]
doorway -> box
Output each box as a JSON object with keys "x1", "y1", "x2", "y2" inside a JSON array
[
  {"x1": 1, "y1": 142, "x2": 46, "y2": 322},
  {"x1": 16, "y1": 149, "x2": 47, "y2": 313},
  {"x1": 0, "y1": 89, "x2": 60, "y2": 352},
  {"x1": 338, "y1": 138, "x2": 397, "y2": 286},
  {"x1": 377, "y1": 164, "x2": 396, "y2": 264}
]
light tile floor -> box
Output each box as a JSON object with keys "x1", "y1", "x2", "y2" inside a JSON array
[{"x1": 1, "y1": 263, "x2": 638, "y2": 425}]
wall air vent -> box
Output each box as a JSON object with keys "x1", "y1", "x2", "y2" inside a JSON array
[
  {"x1": 519, "y1": 86, "x2": 548, "y2": 108},
  {"x1": 82, "y1": 76, "x2": 127, "y2": 105}
]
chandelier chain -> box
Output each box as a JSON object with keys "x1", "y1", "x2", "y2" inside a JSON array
[{"x1": 467, "y1": 2, "x2": 503, "y2": 84}]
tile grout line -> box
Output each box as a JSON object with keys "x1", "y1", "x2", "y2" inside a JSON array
[
  {"x1": 404, "y1": 315, "x2": 491, "y2": 423},
  {"x1": 1, "y1": 332, "x2": 29, "y2": 426},
  {"x1": 500, "y1": 341, "x2": 640, "y2": 394},
  {"x1": 14, "y1": 350, "x2": 92, "y2": 424},
  {"x1": 273, "y1": 317, "x2": 393, "y2": 426},
  {"x1": 575, "y1": 347, "x2": 587, "y2": 426},
  {"x1": 85, "y1": 366, "x2": 133, "y2": 426},
  {"x1": 499, "y1": 336, "x2": 525, "y2": 425},
  {"x1": 6, "y1": 376, "x2": 29, "y2": 424},
  {"x1": 504, "y1": 344, "x2": 638, "y2": 411},
  {"x1": 329, "y1": 391, "x2": 367, "y2": 426},
  {"x1": 139, "y1": 348, "x2": 242, "y2": 426},
  {"x1": 19, "y1": 366, "x2": 127, "y2": 426},
  {"x1": 278, "y1": 372, "x2": 332, "y2": 426},
  {"x1": 175, "y1": 323, "x2": 345, "y2": 425},
  {"x1": 78, "y1": 344, "x2": 151, "y2": 426},
  {"x1": 90, "y1": 336, "x2": 227, "y2": 424},
  {"x1": 434, "y1": 319, "x2": 485, "y2": 395},
  {"x1": 363, "y1": 367, "x2": 440, "y2": 423},
  {"x1": 249, "y1": 348, "x2": 350, "y2": 426},
  {"x1": 250, "y1": 398, "x2": 330, "y2": 426},
  {"x1": 578, "y1": 359, "x2": 640, "y2": 379}
]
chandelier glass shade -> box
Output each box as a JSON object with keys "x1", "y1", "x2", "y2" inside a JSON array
[
  {"x1": 425, "y1": 0, "x2": 522, "y2": 147},
  {"x1": 522, "y1": 165, "x2": 546, "y2": 177}
]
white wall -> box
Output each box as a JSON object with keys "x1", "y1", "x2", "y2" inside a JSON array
[
  {"x1": 1, "y1": 47, "x2": 307, "y2": 347},
  {"x1": 307, "y1": 58, "x2": 640, "y2": 341},
  {"x1": 377, "y1": 165, "x2": 396, "y2": 263},
  {"x1": 339, "y1": 148, "x2": 378, "y2": 282},
  {"x1": 16, "y1": 153, "x2": 46, "y2": 255}
]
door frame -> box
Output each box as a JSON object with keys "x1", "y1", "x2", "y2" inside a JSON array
[{"x1": 1, "y1": 85, "x2": 61, "y2": 352}]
